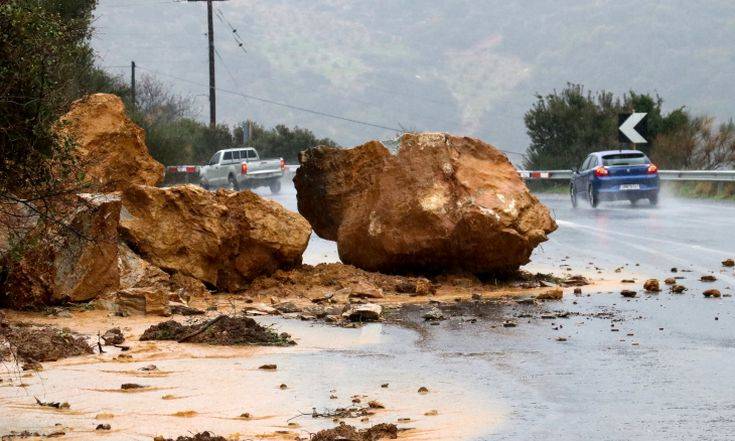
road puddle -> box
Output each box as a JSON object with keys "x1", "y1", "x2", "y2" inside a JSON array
[{"x1": 1, "y1": 312, "x2": 506, "y2": 440}]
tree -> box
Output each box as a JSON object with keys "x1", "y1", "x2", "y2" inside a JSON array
[
  {"x1": 244, "y1": 120, "x2": 338, "y2": 163},
  {"x1": 1, "y1": 0, "x2": 99, "y2": 260},
  {"x1": 523, "y1": 84, "x2": 699, "y2": 170}
]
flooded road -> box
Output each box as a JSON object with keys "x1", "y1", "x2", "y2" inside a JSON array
[
  {"x1": 2, "y1": 187, "x2": 733, "y2": 440},
  {"x1": 257, "y1": 185, "x2": 735, "y2": 440}
]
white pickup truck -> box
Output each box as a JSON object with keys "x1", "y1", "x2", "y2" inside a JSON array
[{"x1": 199, "y1": 147, "x2": 285, "y2": 194}]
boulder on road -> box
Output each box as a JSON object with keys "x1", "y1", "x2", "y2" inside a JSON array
[
  {"x1": 119, "y1": 185, "x2": 311, "y2": 292},
  {"x1": 295, "y1": 132, "x2": 557, "y2": 275},
  {"x1": 1, "y1": 194, "x2": 121, "y2": 308},
  {"x1": 57, "y1": 93, "x2": 164, "y2": 192}
]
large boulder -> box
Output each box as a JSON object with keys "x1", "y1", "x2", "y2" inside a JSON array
[
  {"x1": 119, "y1": 185, "x2": 311, "y2": 291},
  {"x1": 0, "y1": 194, "x2": 121, "y2": 308},
  {"x1": 57, "y1": 93, "x2": 164, "y2": 192},
  {"x1": 295, "y1": 132, "x2": 557, "y2": 274}
]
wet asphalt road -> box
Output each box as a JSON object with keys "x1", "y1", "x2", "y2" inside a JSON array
[{"x1": 254, "y1": 185, "x2": 735, "y2": 440}]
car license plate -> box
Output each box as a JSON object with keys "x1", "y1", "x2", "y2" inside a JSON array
[{"x1": 620, "y1": 184, "x2": 640, "y2": 190}]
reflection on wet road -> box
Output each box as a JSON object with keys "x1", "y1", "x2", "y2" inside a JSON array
[{"x1": 256, "y1": 185, "x2": 735, "y2": 440}]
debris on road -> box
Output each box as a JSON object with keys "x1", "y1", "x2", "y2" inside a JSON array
[
  {"x1": 295, "y1": 132, "x2": 557, "y2": 275},
  {"x1": 101, "y1": 328, "x2": 125, "y2": 345},
  {"x1": 1, "y1": 321, "x2": 92, "y2": 363},
  {"x1": 643, "y1": 279, "x2": 661, "y2": 292},
  {"x1": 139, "y1": 315, "x2": 295, "y2": 346},
  {"x1": 154, "y1": 432, "x2": 227, "y2": 441},
  {"x1": 311, "y1": 423, "x2": 398, "y2": 441},
  {"x1": 703, "y1": 289, "x2": 722, "y2": 298},
  {"x1": 343, "y1": 303, "x2": 382, "y2": 322},
  {"x1": 671, "y1": 284, "x2": 687, "y2": 293}
]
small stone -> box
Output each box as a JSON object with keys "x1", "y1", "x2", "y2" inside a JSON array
[
  {"x1": 424, "y1": 409, "x2": 438, "y2": 416},
  {"x1": 621, "y1": 279, "x2": 635, "y2": 283},
  {"x1": 701, "y1": 275, "x2": 717, "y2": 282},
  {"x1": 703, "y1": 289, "x2": 721, "y2": 298},
  {"x1": 381, "y1": 383, "x2": 389, "y2": 388},
  {"x1": 368, "y1": 400, "x2": 385, "y2": 409},
  {"x1": 418, "y1": 386, "x2": 429, "y2": 394},
  {"x1": 573, "y1": 287, "x2": 582, "y2": 295},
  {"x1": 471, "y1": 293, "x2": 482, "y2": 300},
  {"x1": 671, "y1": 284, "x2": 687, "y2": 293},
  {"x1": 502, "y1": 320, "x2": 517, "y2": 328},
  {"x1": 422, "y1": 307, "x2": 445, "y2": 321},
  {"x1": 258, "y1": 364, "x2": 277, "y2": 370},
  {"x1": 121, "y1": 383, "x2": 145, "y2": 390},
  {"x1": 664, "y1": 278, "x2": 676, "y2": 285},
  {"x1": 671, "y1": 267, "x2": 678, "y2": 273},
  {"x1": 279, "y1": 383, "x2": 288, "y2": 390},
  {"x1": 101, "y1": 328, "x2": 125, "y2": 345},
  {"x1": 139, "y1": 364, "x2": 158, "y2": 372},
  {"x1": 643, "y1": 279, "x2": 660, "y2": 292},
  {"x1": 95, "y1": 424, "x2": 111, "y2": 431},
  {"x1": 722, "y1": 258, "x2": 735, "y2": 267},
  {"x1": 620, "y1": 290, "x2": 637, "y2": 298}
]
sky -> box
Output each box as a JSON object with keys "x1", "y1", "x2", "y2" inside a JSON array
[{"x1": 92, "y1": 0, "x2": 735, "y2": 158}]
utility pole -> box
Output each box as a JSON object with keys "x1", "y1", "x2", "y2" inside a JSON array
[
  {"x1": 187, "y1": 0, "x2": 228, "y2": 128},
  {"x1": 130, "y1": 61, "x2": 136, "y2": 110}
]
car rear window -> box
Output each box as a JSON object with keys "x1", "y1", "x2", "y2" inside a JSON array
[{"x1": 602, "y1": 153, "x2": 648, "y2": 166}]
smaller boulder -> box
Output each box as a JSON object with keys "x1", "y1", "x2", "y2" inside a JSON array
[
  {"x1": 621, "y1": 290, "x2": 637, "y2": 298},
  {"x1": 722, "y1": 258, "x2": 735, "y2": 267},
  {"x1": 343, "y1": 303, "x2": 382, "y2": 322},
  {"x1": 114, "y1": 288, "x2": 170, "y2": 316}
]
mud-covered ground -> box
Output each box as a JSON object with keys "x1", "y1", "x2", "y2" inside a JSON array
[{"x1": 2, "y1": 190, "x2": 734, "y2": 440}]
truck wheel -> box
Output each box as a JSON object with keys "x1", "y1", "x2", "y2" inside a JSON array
[
  {"x1": 269, "y1": 179, "x2": 282, "y2": 194},
  {"x1": 228, "y1": 175, "x2": 240, "y2": 191}
]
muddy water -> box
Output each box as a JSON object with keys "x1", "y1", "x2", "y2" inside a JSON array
[{"x1": 0, "y1": 313, "x2": 503, "y2": 440}]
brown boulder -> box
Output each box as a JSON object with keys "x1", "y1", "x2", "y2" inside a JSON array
[
  {"x1": 295, "y1": 132, "x2": 557, "y2": 274},
  {"x1": 58, "y1": 93, "x2": 164, "y2": 192},
  {"x1": 1, "y1": 194, "x2": 121, "y2": 308},
  {"x1": 119, "y1": 185, "x2": 311, "y2": 291}
]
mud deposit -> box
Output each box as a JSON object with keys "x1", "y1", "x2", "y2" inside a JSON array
[
  {"x1": 139, "y1": 315, "x2": 294, "y2": 346},
  {"x1": 0, "y1": 320, "x2": 92, "y2": 363}
]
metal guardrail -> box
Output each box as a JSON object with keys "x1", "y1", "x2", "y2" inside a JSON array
[
  {"x1": 520, "y1": 169, "x2": 735, "y2": 182},
  {"x1": 165, "y1": 164, "x2": 735, "y2": 184}
]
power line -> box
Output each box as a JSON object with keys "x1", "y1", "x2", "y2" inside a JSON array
[{"x1": 135, "y1": 65, "x2": 402, "y2": 132}]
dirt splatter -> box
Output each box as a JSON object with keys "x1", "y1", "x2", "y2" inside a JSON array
[{"x1": 154, "y1": 432, "x2": 226, "y2": 441}]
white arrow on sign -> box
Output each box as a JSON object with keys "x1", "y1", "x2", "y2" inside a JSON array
[{"x1": 619, "y1": 112, "x2": 648, "y2": 144}]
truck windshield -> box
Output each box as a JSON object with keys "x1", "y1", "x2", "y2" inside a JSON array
[{"x1": 602, "y1": 153, "x2": 648, "y2": 166}]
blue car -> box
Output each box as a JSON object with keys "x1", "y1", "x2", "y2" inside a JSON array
[{"x1": 570, "y1": 150, "x2": 660, "y2": 208}]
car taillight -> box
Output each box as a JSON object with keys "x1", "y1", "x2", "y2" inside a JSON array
[
  {"x1": 647, "y1": 164, "x2": 658, "y2": 174},
  {"x1": 279, "y1": 158, "x2": 286, "y2": 170},
  {"x1": 594, "y1": 166, "x2": 609, "y2": 177},
  {"x1": 241, "y1": 163, "x2": 248, "y2": 174}
]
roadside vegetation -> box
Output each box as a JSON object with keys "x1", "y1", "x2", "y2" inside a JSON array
[{"x1": 523, "y1": 84, "x2": 735, "y2": 198}]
